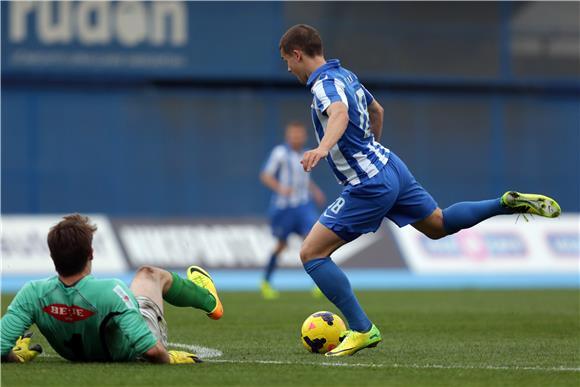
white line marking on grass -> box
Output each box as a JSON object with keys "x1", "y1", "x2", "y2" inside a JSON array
[
  {"x1": 41, "y1": 346, "x2": 579, "y2": 372},
  {"x1": 168, "y1": 342, "x2": 223, "y2": 358},
  {"x1": 41, "y1": 342, "x2": 223, "y2": 360},
  {"x1": 393, "y1": 363, "x2": 580, "y2": 372},
  {"x1": 206, "y1": 359, "x2": 580, "y2": 372}
]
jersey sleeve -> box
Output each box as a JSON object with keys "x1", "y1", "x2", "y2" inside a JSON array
[
  {"x1": 361, "y1": 84, "x2": 375, "y2": 105},
  {"x1": 262, "y1": 146, "x2": 284, "y2": 176},
  {"x1": 1, "y1": 283, "x2": 35, "y2": 356},
  {"x1": 108, "y1": 281, "x2": 157, "y2": 356},
  {"x1": 311, "y1": 76, "x2": 349, "y2": 113}
]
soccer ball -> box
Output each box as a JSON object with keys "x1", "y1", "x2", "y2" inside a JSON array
[{"x1": 301, "y1": 311, "x2": 347, "y2": 354}]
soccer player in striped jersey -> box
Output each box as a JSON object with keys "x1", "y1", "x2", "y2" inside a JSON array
[
  {"x1": 260, "y1": 121, "x2": 325, "y2": 299},
  {"x1": 279, "y1": 24, "x2": 561, "y2": 357},
  {"x1": 1, "y1": 214, "x2": 223, "y2": 364}
]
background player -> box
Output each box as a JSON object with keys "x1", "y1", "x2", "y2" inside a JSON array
[
  {"x1": 260, "y1": 121, "x2": 326, "y2": 299},
  {"x1": 279, "y1": 24, "x2": 562, "y2": 357},
  {"x1": 1, "y1": 214, "x2": 223, "y2": 364}
]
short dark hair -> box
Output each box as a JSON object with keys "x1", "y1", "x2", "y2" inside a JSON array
[
  {"x1": 280, "y1": 24, "x2": 323, "y2": 57},
  {"x1": 47, "y1": 214, "x2": 97, "y2": 276},
  {"x1": 286, "y1": 120, "x2": 306, "y2": 129}
]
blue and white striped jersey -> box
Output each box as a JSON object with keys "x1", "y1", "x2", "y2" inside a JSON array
[
  {"x1": 307, "y1": 59, "x2": 390, "y2": 186},
  {"x1": 262, "y1": 144, "x2": 311, "y2": 209}
]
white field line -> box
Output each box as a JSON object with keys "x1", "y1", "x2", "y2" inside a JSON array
[
  {"x1": 39, "y1": 342, "x2": 223, "y2": 359},
  {"x1": 40, "y1": 342, "x2": 580, "y2": 373},
  {"x1": 206, "y1": 359, "x2": 580, "y2": 373},
  {"x1": 167, "y1": 341, "x2": 223, "y2": 358}
]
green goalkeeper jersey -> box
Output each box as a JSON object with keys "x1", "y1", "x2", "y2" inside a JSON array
[{"x1": 1, "y1": 275, "x2": 157, "y2": 361}]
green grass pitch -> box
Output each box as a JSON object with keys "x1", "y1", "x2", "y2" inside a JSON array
[{"x1": 2, "y1": 290, "x2": 579, "y2": 386}]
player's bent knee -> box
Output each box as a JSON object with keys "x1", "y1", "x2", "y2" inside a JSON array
[
  {"x1": 300, "y1": 242, "x2": 332, "y2": 263},
  {"x1": 423, "y1": 229, "x2": 447, "y2": 240},
  {"x1": 299, "y1": 243, "x2": 319, "y2": 264},
  {"x1": 135, "y1": 265, "x2": 160, "y2": 280},
  {"x1": 299, "y1": 246, "x2": 311, "y2": 264},
  {"x1": 275, "y1": 241, "x2": 287, "y2": 254},
  {"x1": 414, "y1": 208, "x2": 447, "y2": 240}
]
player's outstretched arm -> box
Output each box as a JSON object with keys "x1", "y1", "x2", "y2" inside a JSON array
[
  {"x1": 309, "y1": 181, "x2": 326, "y2": 207},
  {"x1": 141, "y1": 341, "x2": 201, "y2": 365},
  {"x1": 141, "y1": 341, "x2": 171, "y2": 363},
  {"x1": 302, "y1": 102, "x2": 349, "y2": 172},
  {"x1": 1, "y1": 286, "x2": 36, "y2": 362},
  {"x1": 260, "y1": 172, "x2": 293, "y2": 196},
  {"x1": 2, "y1": 332, "x2": 43, "y2": 363},
  {"x1": 367, "y1": 100, "x2": 384, "y2": 141}
]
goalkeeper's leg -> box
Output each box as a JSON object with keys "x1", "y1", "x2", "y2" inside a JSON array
[
  {"x1": 130, "y1": 266, "x2": 209, "y2": 364},
  {"x1": 130, "y1": 266, "x2": 172, "y2": 313},
  {"x1": 130, "y1": 265, "x2": 218, "y2": 315}
]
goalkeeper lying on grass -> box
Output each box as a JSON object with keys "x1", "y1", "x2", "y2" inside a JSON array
[{"x1": 1, "y1": 214, "x2": 223, "y2": 365}]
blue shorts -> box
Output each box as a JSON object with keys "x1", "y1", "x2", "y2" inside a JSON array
[
  {"x1": 319, "y1": 152, "x2": 438, "y2": 242},
  {"x1": 270, "y1": 202, "x2": 319, "y2": 241}
]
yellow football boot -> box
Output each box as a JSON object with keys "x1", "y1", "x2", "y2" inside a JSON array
[
  {"x1": 325, "y1": 324, "x2": 382, "y2": 357},
  {"x1": 501, "y1": 191, "x2": 561, "y2": 218},
  {"x1": 311, "y1": 286, "x2": 323, "y2": 299},
  {"x1": 187, "y1": 266, "x2": 223, "y2": 320},
  {"x1": 260, "y1": 280, "x2": 280, "y2": 300}
]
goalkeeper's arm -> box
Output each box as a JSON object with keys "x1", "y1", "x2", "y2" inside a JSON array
[
  {"x1": 2, "y1": 351, "x2": 22, "y2": 362},
  {"x1": 141, "y1": 341, "x2": 201, "y2": 364},
  {"x1": 1, "y1": 292, "x2": 37, "y2": 362},
  {"x1": 141, "y1": 341, "x2": 170, "y2": 363},
  {"x1": 1, "y1": 332, "x2": 43, "y2": 363}
]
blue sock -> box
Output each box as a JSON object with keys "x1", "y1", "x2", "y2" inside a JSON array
[
  {"x1": 443, "y1": 197, "x2": 512, "y2": 235},
  {"x1": 264, "y1": 253, "x2": 278, "y2": 282},
  {"x1": 303, "y1": 257, "x2": 372, "y2": 332}
]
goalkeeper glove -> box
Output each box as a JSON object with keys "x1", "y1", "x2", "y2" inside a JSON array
[
  {"x1": 168, "y1": 350, "x2": 202, "y2": 364},
  {"x1": 12, "y1": 332, "x2": 43, "y2": 363}
]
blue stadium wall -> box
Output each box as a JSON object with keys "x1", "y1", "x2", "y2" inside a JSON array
[{"x1": 2, "y1": 2, "x2": 579, "y2": 216}]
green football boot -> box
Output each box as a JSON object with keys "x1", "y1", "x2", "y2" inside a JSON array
[
  {"x1": 501, "y1": 191, "x2": 561, "y2": 218},
  {"x1": 325, "y1": 324, "x2": 382, "y2": 357}
]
